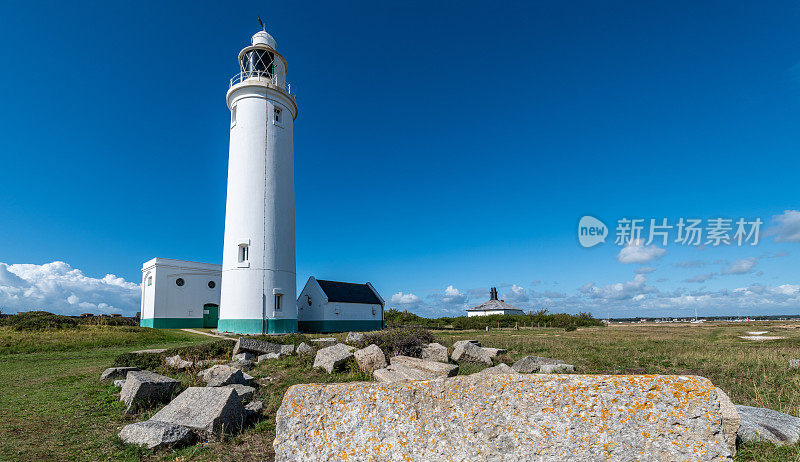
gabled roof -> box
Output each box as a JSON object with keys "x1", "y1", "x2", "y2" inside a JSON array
[
  {"x1": 466, "y1": 299, "x2": 525, "y2": 312},
  {"x1": 316, "y1": 279, "x2": 382, "y2": 305}
]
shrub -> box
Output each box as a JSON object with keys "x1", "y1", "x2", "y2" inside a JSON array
[
  {"x1": 362, "y1": 327, "x2": 435, "y2": 358},
  {"x1": 80, "y1": 316, "x2": 138, "y2": 327},
  {"x1": 3, "y1": 311, "x2": 79, "y2": 331},
  {"x1": 113, "y1": 351, "x2": 163, "y2": 371},
  {"x1": 565, "y1": 325, "x2": 577, "y2": 332}
]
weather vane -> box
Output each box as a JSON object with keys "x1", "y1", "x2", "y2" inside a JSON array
[{"x1": 257, "y1": 16, "x2": 265, "y2": 31}]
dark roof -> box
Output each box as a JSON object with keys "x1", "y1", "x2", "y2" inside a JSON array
[
  {"x1": 466, "y1": 299, "x2": 525, "y2": 312},
  {"x1": 316, "y1": 279, "x2": 382, "y2": 305}
]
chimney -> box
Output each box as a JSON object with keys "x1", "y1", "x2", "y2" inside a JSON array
[{"x1": 490, "y1": 287, "x2": 498, "y2": 301}]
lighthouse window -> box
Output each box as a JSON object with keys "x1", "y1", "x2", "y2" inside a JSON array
[
  {"x1": 274, "y1": 107, "x2": 282, "y2": 124},
  {"x1": 208, "y1": 280, "x2": 216, "y2": 289},
  {"x1": 238, "y1": 244, "x2": 249, "y2": 263},
  {"x1": 175, "y1": 278, "x2": 185, "y2": 287},
  {"x1": 231, "y1": 106, "x2": 237, "y2": 128},
  {"x1": 274, "y1": 294, "x2": 282, "y2": 311}
]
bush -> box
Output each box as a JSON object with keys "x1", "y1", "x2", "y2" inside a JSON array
[
  {"x1": 113, "y1": 351, "x2": 163, "y2": 371},
  {"x1": 362, "y1": 327, "x2": 435, "y2": 358},
  {"x1": 565, "y1": 325, "x2": 577, "y2": 332},
  {"x1": 2, "y1": 311, "x2": 79, "y2": 331},
  {"x1": 80, "y1": 316, "x2": 138, "y2": 327}
]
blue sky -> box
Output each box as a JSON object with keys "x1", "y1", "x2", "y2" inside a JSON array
[{"x1": 1, "y1": 1, "x2": 800, "y2": 318}]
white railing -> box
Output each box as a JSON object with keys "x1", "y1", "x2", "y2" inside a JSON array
[{"x1": 229, "y1": 71, "x2": 295, "y2": 99}]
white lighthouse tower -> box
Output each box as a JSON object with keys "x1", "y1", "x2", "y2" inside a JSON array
[{"x1": 218, "y1": 28, "x2": 298, "y2": 334}]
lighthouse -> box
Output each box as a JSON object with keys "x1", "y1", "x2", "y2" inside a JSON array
[{"x1": 218, "y1": 29, "x2": 298, "y2": 334}]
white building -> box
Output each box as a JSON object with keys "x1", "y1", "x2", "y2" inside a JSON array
[
  {"x1": 140, "y1": 258, "x2": 221, "y2": 328},
  {"x1": 466, "y1": 287, "x2": 525, "y2": 317},
  {"x1": 297, "y1": 277, "x2": 384, "y2": 332},
  {"x1": 218, "y1": 28, "x2": 299, "y2": 334}
]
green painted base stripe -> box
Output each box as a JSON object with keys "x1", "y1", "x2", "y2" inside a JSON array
[
  {"x1": 217, "y1": 318, "x2": 298, "y2": 334},
  {"x1": 139, "y1": 318, "x2": 204, "y2": 329},
  {"x1": 298, "y1": 320, "x2": 384, "y2": 333}
]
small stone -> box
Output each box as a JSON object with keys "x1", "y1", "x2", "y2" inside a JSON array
[
  {"x1": 453, "y1": 340, "x2": 481, "y2": 349},
  {"x1": 150, "y1": 387, "x2": 246, "y2": 437},
  {"x1": 100, "y1": 366, "x2": 139, "y2": 382},
  {"x1": 245, "y1": 400, "x2": 264, "y2": 414},
  {"x1": 114, "y1": 379, "x2": 126, "y2": 388},
  {"x1": 346, "y1": 332, "x2": 366, "y2": 344},
  {"x1": 736, "y1": 404, "x2": 800, "y2": 445},
  {"x1": 130, "y1": 349, "x2": 167, "y2": 354},
  {"x1": 222, "y1": 384, "x2": 256, "y2": 402},
  {"x1": 165, "y1": 355, "x2": 193, "y2": 370},
  {"x1": 118, "y1": 420, "x2": 193, "y2": 449},
  {"x1": 421, "y1": 343, "x2": 449, "y2": 363},
  {"x1": 311, "y1": 338, "x2": 337, "y2": 348},
  {"x1": 296, "y1": 343, "x2": 313, "y2": 355},
  {"x1": 451, "y1": 342, "x2": 492, "y2": 365},
  {"x1": 233, "y1": 352, "x2": 254, "y2": 362},
  {"x1": 280, "y1": 344, "x2": 295, "y2": 355},
  {"x1": 790, "y1": 359, "x2": 800, "y2": 369},
  {"x1": 481, "y1": 347, "x2": 507, "y2": 359},
  {"x1": 199, "y1": 365, "x2": 248, "y2": 387},
  {"x1": 511, "y1": 356, "x2": 564, "y2": 373},
  {"x1": 537, "y1": 364, "x2": 574, "y2": 374},
  {"x1": 715, "y1": 387, "x2": 739, "y2": 456},
  {"x1": 473, "y1": 363, "x2": 518, "y2": 376},
  {"x1": 257, "y1": 353, "x2": 282, "y2": 363},
  {"x1": 353, "y1": 344, "x2": 387, "y2": 375},
  {"x1": 373, "y1": 356, "x2": 459, "y2": 383},
  {"x1": 120, "y1": 371, "x2": 181, "y2": 412},
  {"x1": 313, "y1": 343, "x2": 355, "y2": 373},
  {"x1": 233, "y1": 337, "x2": 282, "y2": 356}
]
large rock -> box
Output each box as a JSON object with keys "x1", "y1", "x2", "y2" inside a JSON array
[
  {"x1": 199, "y1": 365, "x2": 248, "y2": 387},
  {"x1": 715, "y1": 387, "x2": 739, "y2": 456},
  {"x1": 481, "y1": 347, "x2": 507, "y2": 359},
  {"x1": 538, "y1": 363, "x2": 575, "y2": 374},
  {"x1": 311, "y1": 338, "x2": 337, "y2": 348},
  {"x1": 222, "y1": 384, "x2": 256, "y2": 402},
  {"x1": 346, "y1": 331, "x2": 366, "y2": 344},
  {"x1": 353, "y1": 344, "x2": 387, "y2": 375},
  {"x1": 453, "y1": 339, "x2": 481, "y2": 349},
  {"x1": 150, "y1": 387, "x2": 246, "y2": 437},
  {"x1": 421, "y1": 343, "x2": 448, "y2": 363},
  {"x1": 233, "y1": 337, "x2": 282, "y2": 356},
  {"x1": 296, "y1": 342, "x2": 313, "y2": 355},
  {"x1": 512, "y1": 355, "x2": 564, "y2": 373},
  {"x1": 451, "y1": 341, "x2": 492, "y2": 365},
  {"x1": 165, "y1": 355, "x2": 193, "y2": 370},
  {"x1": 257, "y1": 353, "x2": 282, "y2": 363},
  {"x1": 274, "y1": 374, "x2": 732, "y2": 461},
  {"x1": 473, "y1": 363, "x2": 518, "y2": 376},
  {"x1": 313, "y1": 343, "x2": 355, "y2": 373},
  {"x1": 100, "y1": 366, "x2": 139, "y2": 382},
  {"x1": 736, "y1": 405, "x2": 800, "y2": 445},
  {"x1": 118, "y1": 421, "x2": 193, "y2": 449},
  {"x1": 232, "y1": 352, "x2": 254, "y2": 362},
  {"x1": 373, "y1": 356, "x2": 459, "y2": 383},
  {"x1": 120, "y1": 370, "x2": 181, "y2": 412}
]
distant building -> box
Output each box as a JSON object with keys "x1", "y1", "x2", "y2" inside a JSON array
[
  {"x1": 140, "y1": 258, "x2": 221, "y2": 329},
  {"x1": 79, "y1": 313, "x2": 94, "y2": 318},
  {"x1": 297, "y1": 277, "x2": 384, "y2": 332},
  {"x1": 466, "y1": 287, "x2": 525, "y2": 317}
]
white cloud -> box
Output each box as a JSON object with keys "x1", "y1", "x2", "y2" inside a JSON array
[
  {"x1": 389, "y1": 291, "x2": 422, "y2": 310},
  {"x1": 503, "y1": 284, "x2": 529, "y2": 303},
  {"x1": 0, "y1": 261, "x2": 141, "y2": 315},
  {"x1": 723, "y1": 257, "x2": 757, "y2": 275},
  {"x1": 767, "y1": 210, "x2": 800, "y2": 243},
  {"x1": 685, "y1": 273, "x2": 716, "y2": 283},
  {"x1": 635, "y1": 266, "x2": 656, "y2": 274},
  {"x1": 580, "y1": 274, "x2": 656, "y2": 301},
  {"x1": 617, "y1": 239, "x2": 666, "y2": 264}
]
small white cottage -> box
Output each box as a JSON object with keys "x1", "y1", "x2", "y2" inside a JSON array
[
  {"x1": 466, "y1": 287, "x2": 525, "y2": 317},
  {"x1": 140, "y1": 258, "x2": 221, "y2": 328},
  {"x1": 297, "y1": 277, "x2": 384, "y2": 332}
]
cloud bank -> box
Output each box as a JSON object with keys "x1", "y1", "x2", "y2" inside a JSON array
[{"x1": 0, "y1": 261, "x2": 141, "y2": 316}]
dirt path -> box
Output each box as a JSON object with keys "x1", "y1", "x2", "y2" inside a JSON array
[{"x1": 181, "y1": 328, "x2": 236, "y2": 341}]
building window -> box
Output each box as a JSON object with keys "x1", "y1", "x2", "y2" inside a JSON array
[
  {"x1": 147, "y1": 276, "x2": 152, "y2": 286},
  {"x1": 208, "y1": 280, "x2": 216, "y2": 289},
  {"x1": 175, "y1": 278, "x2": 185, "y2": 287},
  {"x1": 274, "y1": 107, "x2": 282, "y2": 124},
  {"x1": 231, "y1": 106, "x2": 237, "y2": 128},
  {"x1": 274, "y1": 294, "x2": 282, "y2": 311},
  {"x1": 238, "y1": 244, "x2": 249, "y2": 263}
]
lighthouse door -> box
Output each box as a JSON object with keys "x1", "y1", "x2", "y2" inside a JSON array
[{"x1": 203, "y1": 304, "x2": 219, "y2": 328}]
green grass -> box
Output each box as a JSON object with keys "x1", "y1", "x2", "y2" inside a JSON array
[{"x1": 1, "y1": 323, "x2": 799, "y2": 460}]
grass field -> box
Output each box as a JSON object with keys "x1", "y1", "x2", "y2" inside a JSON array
[{"x1": 0, "y1": 322, "x2": 799, "y2": 461}]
